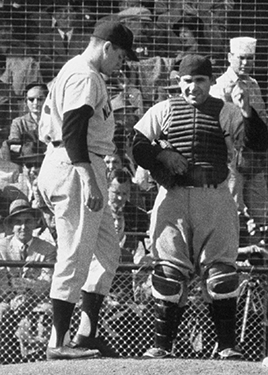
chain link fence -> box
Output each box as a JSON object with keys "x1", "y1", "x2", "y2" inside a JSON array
[{"x1": 0, "y1": 263, "x2": 267, "y2": 364}]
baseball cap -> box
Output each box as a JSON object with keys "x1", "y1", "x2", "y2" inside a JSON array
[
  {"x1": 92, "y1": 21, "x2": 139, "y2": 62},
  {"x1": 179, "y1": 54, "x2": 212, "y2": 77}
]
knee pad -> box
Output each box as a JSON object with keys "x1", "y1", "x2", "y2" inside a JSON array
[
  {"x1": 151, "y1": 261, "x2": 185, "y2": 303},
  {"x1": 206, "y1": 263, "x2": 241, "y2": 300}
]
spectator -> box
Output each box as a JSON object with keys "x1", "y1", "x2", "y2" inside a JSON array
[
  {"x1": 0, "y1": 198, "x2": 56, "y2": 361},
  {"x1": 0, "y1": 198, "x2": 56, "y2": 279},
  {"x1": 105, "y1": 150, "x2": 135, "y2": 180},
  {"x1": 154, "y1": 0, "x2": 234, "y2": 55},
  {"x1": 172, "y1": 14, "x2": 210, "y2": 57},
  {"x1": 132, "y1": 54, "x2": 268, "y2": 359},
  {"x1": 117, "y1": 7, "x2": 155, "y2": 60},
  {"x1": 104, "y1": 150, "x2": 145, "y2": 210},
  {"x1": 36, "y1": 0, "x2": 89, "y2": 83},
  {"x1": 8, "y1": 82, "x2": 48, "y2": 155},
  {"x1": 111, "y1": 91, "x2": 139, "y2": 161},
  {"x1": 2, "y1": 83, "x2": 47, "y2": 202},
  {"x1": 210, "y1": 37, "x2": 268, "y2": 246},
  {"x1": 106, "y1": 65, "x2": 144, "y2": 117},
  {"x1": 108, "y1": 168, "x2": 149, "y2": 258}
]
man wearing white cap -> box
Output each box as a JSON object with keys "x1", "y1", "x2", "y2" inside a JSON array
[{"x1": 210, "y1": 36, "x2": 268, "y2": 247}]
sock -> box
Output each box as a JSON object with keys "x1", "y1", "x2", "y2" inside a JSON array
[
  {"x1": 77, "y1": 292, "x2": 104, "y2": 337},
  {"x1": 49, "y1": 299, "x2": 75, "y2": 347}
]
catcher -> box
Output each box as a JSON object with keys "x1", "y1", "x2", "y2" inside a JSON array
[{"x1": 132, "y1": 54, "x2": 268, "y2": 359}]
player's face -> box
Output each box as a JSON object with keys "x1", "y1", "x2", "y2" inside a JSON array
[
  {"x1": 102, "y1": 43, "x2": 126, "y2": 76},
  {"x1": 179, "y1": 75, "x2": 212, "y2": 106},
  {"x1": 228, "y1": 52, "x2": 254, "y2": 78}
]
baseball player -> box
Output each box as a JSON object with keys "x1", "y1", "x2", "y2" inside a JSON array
[
  {"x1": 38, "y1": 21, "x2": 138, "y2": 360},
  {"x1": 132, "y1": 54, "x2": 268, "y2": 359}
]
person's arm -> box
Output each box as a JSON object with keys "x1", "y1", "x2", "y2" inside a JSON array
[
  {"x1": 62, "y1": 103, "x2": 103, "y2": 212},
  {"x1": 243, "y1": 107, "x2": 268, "y2": 151},
  {"x1": 231, "y1": 81, "x2": 268, "y2": 150},
  {"x1": 62, "y1": 104, "x2": 94, "y2": 163},
  {"x1": 8, "y1": 117, "x2": 22, "y2": 140},
  {"x1": 132, "y1": 130, "x2": 164, "y2": 170},
  {"x1": 133, "y1": 130, "x2": 188, "y2": 176}
]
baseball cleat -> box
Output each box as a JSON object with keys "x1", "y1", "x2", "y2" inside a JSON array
[
  {"x1": 70, "y1": 334, "x2": 119, "y2": 357},
  {"x1": 46, "y1": 345, "x2": 101, "y2": 360}
]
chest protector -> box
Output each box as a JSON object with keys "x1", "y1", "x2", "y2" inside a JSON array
[{"x1": 165, "y1": 96, "x2": 229, "y2": 186}]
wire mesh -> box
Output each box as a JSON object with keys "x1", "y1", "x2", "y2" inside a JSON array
[
  {"x1": 0, "y1": 0, "x2": 267, "y2": 366},
  {"x1": 0, "y1": 0, "x2": 266, "y2": 245},
  {"x1": 0, "y1": 264, "x2": 267, "y2": 364}
]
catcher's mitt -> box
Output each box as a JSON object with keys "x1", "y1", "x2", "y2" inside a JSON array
[{"x1": 150, "y1": 140, "x2": 185, "y2": 189}]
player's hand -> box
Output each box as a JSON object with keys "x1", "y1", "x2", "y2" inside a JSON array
[
  {"x1": 74, "y1": 162, "x2": 103, "y2": 212},
  {"x1": 231, "y1": 81, "x2": 252, "y2": 117},
  {"x1": 84, "y1": 177, "x2": 103, "y2": 212},
  {"x1": 157, "y1": 149, "x2": 188, "y2": 175}
]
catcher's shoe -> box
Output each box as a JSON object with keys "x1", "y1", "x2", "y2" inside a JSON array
[
  {"x1": 70, "y1": 334, "x2": 119, "y2": 357},
  {"x1": 46, "y1": 345, "x2": 101, "y2": 360},
  {"x1": 218, "y1": 346, "x2": 242, "y2": 360},
  {"x1": 143, "y1": 347, "x2": 173, "y2": 359}
]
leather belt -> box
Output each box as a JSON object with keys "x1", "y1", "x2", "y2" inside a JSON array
[{"x1": 174, "y1": 165, "x2": 225, "y2": 189}]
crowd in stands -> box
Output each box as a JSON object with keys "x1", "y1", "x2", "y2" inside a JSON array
[{"x1": 0, "y1": 0, "x2": 267, "y2": 364}]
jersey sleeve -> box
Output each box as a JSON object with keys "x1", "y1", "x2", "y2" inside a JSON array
[
  {"x1": 61, "y1": 72, "x2": 102, "y2": 163},
  {"x1": 63, "y1": 71, "x2": 101, "y2": 113},
  {"x1": 134, "y1": 100, "x2": 170, "y2": 141},
  {"x1": 133, "y1": 100, "x2": 171, "y2": 170}
]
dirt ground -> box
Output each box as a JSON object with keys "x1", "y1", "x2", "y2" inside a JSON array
[{"x1": 2, "y1": 358, "x2": 268, "y2": 375}]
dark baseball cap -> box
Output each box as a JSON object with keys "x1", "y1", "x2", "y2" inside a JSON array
[
  {"x1": 179, "y1": 54, "x2": 212, "y2": 77},
  {"x1": 92, "y1": 21, "x2": 139, "y2": 62}
]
